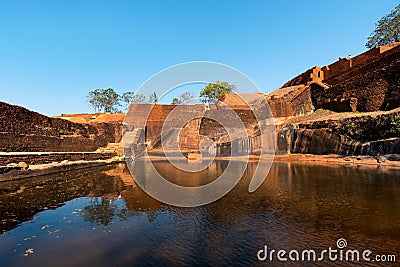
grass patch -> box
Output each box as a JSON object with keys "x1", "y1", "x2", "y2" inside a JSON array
[
  {"x1": 344, "y1": 121, "x2": 354, "y2": 130},
  {"x1": 389, "y1": 116, "x2": 400, "y2": 135}
]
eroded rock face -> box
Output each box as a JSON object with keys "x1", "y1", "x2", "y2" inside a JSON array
[
  {"x1": 276, "y1": 109, "x2": 400, "y2": 155},
  {"x1": 291, "y1": 128, "x2": 356, "y2": 155},
  {"x1": 290, "y1": 128, "x2": 400, "y2": 155}
]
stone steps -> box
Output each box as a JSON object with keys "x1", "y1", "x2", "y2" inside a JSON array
[{"x1": 96, "y1": 142, "x2": 123, "y2": 155}]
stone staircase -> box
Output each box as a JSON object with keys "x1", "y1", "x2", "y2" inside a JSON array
[{"x1": 96, "y1": 142, "x2": 123, "y2": 155}]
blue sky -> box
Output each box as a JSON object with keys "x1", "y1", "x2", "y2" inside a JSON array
[{"x1": 0, "y1": 0, "x2": 396, "y2": 115}]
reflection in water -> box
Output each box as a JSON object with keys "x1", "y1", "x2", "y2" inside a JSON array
[
  {"x1": 0, "y1": 165, "x2": 124, "y2": 232},
  {"x1": 0, "y1": 161, "x2": 399, "y2": 266},
  {"x1": 82, "y1": 198, "x2": 119, "y2": 226}
]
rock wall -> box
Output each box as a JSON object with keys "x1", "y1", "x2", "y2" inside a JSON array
[
  {"x1": 276, "y1": 109, "x2": 400, "y2": 155},
  {"x1": 0, "y1": 102, "x2": 122, "y2": 152},
  {"x1": 290, "y1": 129, "x2": 400, "y2": 155}
]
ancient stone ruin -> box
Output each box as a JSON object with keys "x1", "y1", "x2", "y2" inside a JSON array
[
  {"x1": 1, "y1": 44, "x2": 399, "y2": 158},
  {"x1": 122, "y1": 92, "x2": 278, "y2": 159},
  {"x1": 0, "y1": 101, "x2": 122, "y2": 153},
  {"x1": 275, "y1": 42, "x2": 400, "y2": 114},
  {"x1": 123, "y1": 43, "x2": 400, "y2": 157}
]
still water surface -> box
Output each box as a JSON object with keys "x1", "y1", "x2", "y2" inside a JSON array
[{"x1": 0, "y1": 160, "x2": 399, "y2": 266}]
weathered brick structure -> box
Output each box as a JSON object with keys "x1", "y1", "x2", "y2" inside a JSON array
[
  {"x1": 312, "y1": 44, "x2": 400, "y2": 112},
  {"x1": 124, "y1": 94, "x2": 276, "y2": 158},
  {"x1": 123, "y1": 104, "x2": 205, "y2": 151},
  {"x1": 282, "y1": 43, "x2": 400, "y2": 88},
  {"x1": 124, "y1": 43, "x2": 400, "y2": 157},
  {"x1": 265, "y1": 85, "x2": 315, "y2": 117},
  {"x1": 276, "y1": 43, "x2": 400, "y2": 114},
  {"x1": 3, "y1": 44, "x2": 400, "y2": 157},
  {"x1": 0, "y1": 102, "x2": 122, "y2": 152},
  {"x1": 53, "y1": 113, "x2": 125, "y2": 124}
]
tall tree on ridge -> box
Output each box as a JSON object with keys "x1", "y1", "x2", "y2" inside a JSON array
[{"x1": 366, "y1": 4, "x2": 400, "y2": 48}]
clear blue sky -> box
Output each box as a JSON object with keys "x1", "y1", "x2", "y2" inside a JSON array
[{"x1": 0, "y1": 0, "x2": 396, "y2": 115}]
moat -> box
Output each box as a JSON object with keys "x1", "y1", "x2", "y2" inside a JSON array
[{"x1": 0, "y1": 161, "x2": 399, "y2": 266}]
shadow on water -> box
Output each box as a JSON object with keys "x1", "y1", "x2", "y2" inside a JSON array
[{"x1": 0, "y1": 161, "x2": 399, "y2": 266}]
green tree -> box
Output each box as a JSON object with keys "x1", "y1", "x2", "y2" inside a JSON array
[
  {"x1": 199, "y1": 81, "x2": 235, "y2": 104},
  {"x1": 366, "y1": 4, "x2": 400, "y2": 48},
  {"x1": 171, "y1": 97, "x2": 182, "y2": 105},
  {"x1": 149, "y1": 91, "x2": 158, "y2": 103},
  {"x1": 121, "y1": 92, "x2": 147, "y2": 109},
  {"x1": 87, "y1": 88, "x2": 121, "y2": 113}
]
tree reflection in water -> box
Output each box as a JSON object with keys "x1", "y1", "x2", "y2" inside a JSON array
[
  {"x1": 82, "y1": 197, "x2": 117, "y2": 226},
  {"x1": 81, "y1": 197, "x2": 153, "y2": 226}
]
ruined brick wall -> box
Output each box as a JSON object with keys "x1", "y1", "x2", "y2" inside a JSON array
[
  {"x1": 290, "y1": 87, "x2": 314, "y2": 116},
  {"x1": 351, "y1": 47, "x2": 380, "y2": 68},
  {"x1": 125, "y1": 104, "x2": 205, "y2": 150},
  {"x1": 323, "y1": 46, "x2": 399, "y2": 84},
  {"x1": 267, "y1": 86, "x2": 314, "y2": 117},
  {"x1": 268, "y1": 99, "x2": 294, "y2": 117},
  {"x1": 324, "y1": 45, "x2": 400, "y2": 85},
  {"x1": 282, "y1": 43, "x2": 400, "y2": 88},
  {"x1": 199, "y1": 108, "x2": 258, "y2": 142},
  {"x1": 322, "y1": 58, "x2": 352, "y2": 80},
  {"x1": 54, "y1": 113, "x2": 125, "y2": 124},
  {"x1": 179, "y1": 118, "x2": 202, "y2": 150},
  {"x1": 199, "y1": 115, "x2": 229, "y2": 142},
  {"x1": 148, "y1": 104, "x2": 205, "y2": 150},
  {"x1": 282, "y1": 67, "x2": 323, "y2": 87},
  {"x1": 0, "y1": 102, "x2": 121, "y2": 152},
  {"x1": 312, "y1": 46, "x2": 400, "y2": 112},
  {"x1": 145, "y1": 105, "x2": 177, "y2": 143}
]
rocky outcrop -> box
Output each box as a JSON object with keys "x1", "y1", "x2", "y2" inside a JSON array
[
  {"x1": 290, "y1": 129, "x2": 400, "y2": 155},
  {"x1": 276, "y1": 109, "x2": 400, "y2": 155}
]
